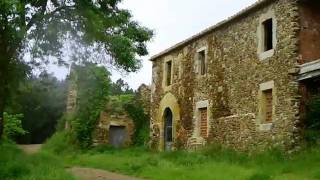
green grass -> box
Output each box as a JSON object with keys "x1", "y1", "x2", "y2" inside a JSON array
[
  {"x1": 60, "y1": 145, "x2": 320, "y2": 180},
  {"x1": 2, "y1": 132, "x2": 320, "y2": 180},
  {"x1": 0, "y1": 140, "x2": 75, "y2": 180}
]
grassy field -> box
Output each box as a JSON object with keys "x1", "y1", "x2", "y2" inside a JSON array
[
  {"x1": 0, "y1": 140, "x2": 75, "y2": 180},
  {"x1": 2, "y1": 132, "x2": 320, "y2": 180},
  {"x1": 60, "y1": 145, "x2": 320, "y2": 180}
]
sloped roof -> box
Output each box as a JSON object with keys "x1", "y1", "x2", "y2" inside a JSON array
[{"x1": 150, "y1": 0, "x2": 276, "y2": 61}]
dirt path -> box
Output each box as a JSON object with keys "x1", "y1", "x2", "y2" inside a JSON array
[
  {"x1": 69, "y1": 167, "x2": 144, "y2": 180},
  {"x1": 18, "y1": 144, "x2": 42, "y2": 154},
  {"x1": 18, "y1": 144, "x2": 143, "y2": 180}
]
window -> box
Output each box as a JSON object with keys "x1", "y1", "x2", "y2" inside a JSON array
[
  {"x1": 199, "y1": 107, "x2": 208, "y2": 137},
  {"x1": 257, "y1": 10, "x2": 276, "y2": 60},
  {"x1": 262, "y1": 89, "x2": 273, "y2": 123},
  {"x1": 198, "y1": 50, "x2": 206, "y2": 75},
  {"x1": 165, "y1": 61, "x2": 172, "y2": 86},
  {"x1": 263, "y1": 18, "x2": 273, "y2": 51}
]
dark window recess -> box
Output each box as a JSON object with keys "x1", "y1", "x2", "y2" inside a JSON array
[
  {"x1": 166, "y1": 61, "x2": 172, "y2": 86},
  {"x1": 263, "y1": 18, "x2": 273, "y2": 51},
  {"x1": 198, "y1": 50, "x2": 206, "y2": 75},
  {"x1": 164, "y1": 108, "x2": 173, "y2": 142}
]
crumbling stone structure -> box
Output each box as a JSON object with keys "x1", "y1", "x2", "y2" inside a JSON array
[
  {"x1": 66, "y1": 66, "x2": 135, "y2": 148},
  {"x1": 150, "y1": 0, "x2": 320, "y2": 151},
  {"x1": 137, "y1": 84, "x2": 151, "y2": 116}
]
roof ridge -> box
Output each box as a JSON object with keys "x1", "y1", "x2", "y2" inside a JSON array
[{"x1": 150, "y1": 0, "x2": 276, "y2": 61}]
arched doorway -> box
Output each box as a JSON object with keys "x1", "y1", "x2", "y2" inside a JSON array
[
  {"x1": 156, "y1": 93, "x2": 180, "y2": 151},
  {"x1": 164, "y1": 108, "x2": 173, "y2": 151}
]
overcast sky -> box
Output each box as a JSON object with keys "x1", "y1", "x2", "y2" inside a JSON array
[{"x1": 49, "y1": 0, "x2": 258, "y2": 89}]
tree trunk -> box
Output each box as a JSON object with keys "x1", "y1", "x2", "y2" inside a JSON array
[
  {"x1": 0, "y1": 95, "x2": 4, "y2": 139},
  {"x1": 0, "y1": 41, "x2": 10, "y2": 139},
  {"x1": 0, "y1": 66, "x2": 7, "y2": 139}
]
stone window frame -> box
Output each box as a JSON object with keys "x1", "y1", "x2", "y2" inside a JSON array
[
  {"x1": 196, "y1": 47, "x2": 208, "y2": 77},
  {"x1": 195, "y1": 100, "x2": 210, "y2": 137},
  {"x1": 257, "y1": 81, "x2": 276, "y2": 131},
  {"x1": 257, "y1": 9, "x2": 277, "y2": 61},
  {"x1": 162, "y1": 58, "x2": 174, "y2": 91}
]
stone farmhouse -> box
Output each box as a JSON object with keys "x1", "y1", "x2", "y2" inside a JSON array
[{"x1": 149, "y1": 0, "x2": 320, "y2": 151}]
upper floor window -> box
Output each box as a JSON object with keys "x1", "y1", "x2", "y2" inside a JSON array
[
  {"x1": 197, "y1": 49, "x2": 207, "y2": 75},
  {"x1": 257, "y1": 9, "x2": 276, "y2": 60},
  {"x1": 165, "y1": 60, "x2": 172, "y2": 86},
  {"x1": 263, "y1": 18, "x2": 273, "y2": 52}
]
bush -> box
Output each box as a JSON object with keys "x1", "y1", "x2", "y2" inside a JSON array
[
  {"x1": 42, "y1": 131, "x2": 77, "y2": 155},
  {"x1": 70, "y1": 63, "x2": 111, "y2": 148},
  {"x1": 3, "y1": 112, "x2": 27, "y2": 140},
  {"x1": 248, "y1": 173, "x2": 271, "y2": 180},
  {"x1": 305, "y1": 96, "x2": 320, "y2": 144},
  {"x1": 124, "y1": 100, "x2": 150, "y2": 146}
]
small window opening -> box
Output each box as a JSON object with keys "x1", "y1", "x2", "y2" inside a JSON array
[
  {"x1": 263, "y1": 18, "x2": 273, "y2": 51},
  {"x1": 262, "y1": 89, "x2": 273, "y2": 123},
  {"x1": 166, "y1": 61, "x2": 172, "y2": 86},
  {"x1": 198, "y1": 50, "x2": 206, "y2": 75}
]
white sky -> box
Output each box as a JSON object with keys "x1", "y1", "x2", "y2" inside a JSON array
[{"x1": 49, "y1": 0, "x2": 258, "y2": 89}]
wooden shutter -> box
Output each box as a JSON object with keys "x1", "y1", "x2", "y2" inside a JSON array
[{"x1": 200, "y1": 108, "x2": 208, "y2": 137}]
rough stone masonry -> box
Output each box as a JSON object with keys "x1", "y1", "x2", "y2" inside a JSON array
[{"x1": 149, "y1": 0, "x2": 320, "y2": 151}]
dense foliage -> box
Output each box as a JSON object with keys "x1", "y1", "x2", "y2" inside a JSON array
[
  {"x1": 3, "y1": 113, "x2": 27, "y2": 140},
  {"x1": 0, "y1": 0, "x2": 153, "y2": 138},
  {"x1": 110, "y1": 78, "x2": 134, "y2": 95},
  {"x1": 6, "y1": 72, "x2": 67, "y2": 143},
  {"x1": 124, "y1": 98, "x2": 150, "y2": 146},
  {"x1": 304, "y1": 96, "x2": 320, "y2": 144},
  {"x1": 70, "y1": 63, "x2": 111, "y2": 148}
]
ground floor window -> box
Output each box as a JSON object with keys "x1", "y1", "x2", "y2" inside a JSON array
[{"x1": 199, "y1": 107, "x2": 208, "y2": 138}]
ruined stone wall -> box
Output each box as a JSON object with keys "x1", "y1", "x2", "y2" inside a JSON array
[
  {"x1": 93, "y1": 111, "x2": 134, "y2": 146},
  {"x1": 137, "y1": 84, "x2": 151, "y2": 116},
  {"x1": 151, "y1": 0, "x2": 301, "y2": 151},
  {"x1": 298, "y1": 1, "x2": 320, "y2": 64}
]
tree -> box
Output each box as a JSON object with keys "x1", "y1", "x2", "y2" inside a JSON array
[
  {"x1": 0, "y1": 0, "x2": 153, "y2": 138},
  {"x1": 6, "y1": 72, "x2": 67, "y2": 143},
  {"x1": 110, "y1": 78, "x2": 134, "y2": 95}
]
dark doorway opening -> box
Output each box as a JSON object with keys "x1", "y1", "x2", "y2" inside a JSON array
[
  {"x1": 164, "y1": 108, "x2": 173, "y2": 151},
  {"x1": 109, "y1": 126, "x2": 127, "y2": 148},
  {"x1": 300, "y1": 78, "x2": 320, "y2": 143}
]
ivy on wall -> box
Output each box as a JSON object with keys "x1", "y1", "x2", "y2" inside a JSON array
[{"x1": 70, "y1": 63, "x2": 111, "y2": 148}]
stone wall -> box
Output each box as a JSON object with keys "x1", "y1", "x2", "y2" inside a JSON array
[
  {"x1": 150, "y1": 0, "x2": 302, "y2": 151},
  {"x1": 93, "y1": 111, "x2": 134, "y2": 146},
  {"x1": 137, "y1": 84, "x2": 151, "y2": 116}
]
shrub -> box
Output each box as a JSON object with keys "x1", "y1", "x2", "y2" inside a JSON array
[
  {"x1": 124, "y1": 99, "x2": 150, "y2": 146},
  {"x1": 42, "y1": 131, "x2": 77, "y2": 155},
  {"x1": 70, "y1": 63, "x2": 111, "y2": 148},
  {"x1": 305, "y1": 96, "x2": 320, "y2": 144},
  {"x1": 248, "y1": 173, "x2": 271, "y2": 180},
  {"x1": 3, "y1": 112, "x2": 28, "y2": 140}
]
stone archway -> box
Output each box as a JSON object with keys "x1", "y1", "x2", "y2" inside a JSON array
[{"x1": 157, "y1": 93, "x2": 180, "y2": 151}]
